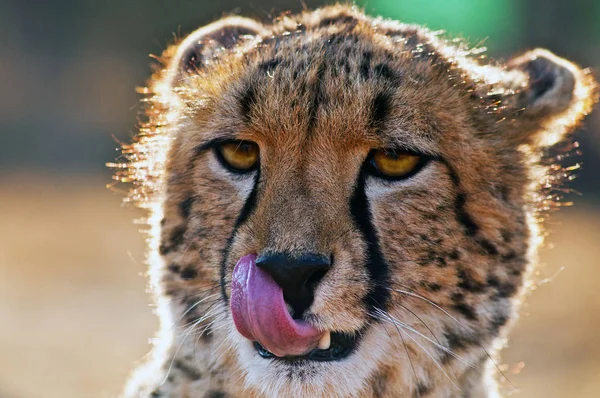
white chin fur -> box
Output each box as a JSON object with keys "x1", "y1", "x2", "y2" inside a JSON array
[{"x1": 231, "y1": 324, "x2": 391, "y2": 398}]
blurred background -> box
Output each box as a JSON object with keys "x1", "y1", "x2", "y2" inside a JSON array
[{"x1": 0, "y1": 1, "x2": 598, "y2": 397}]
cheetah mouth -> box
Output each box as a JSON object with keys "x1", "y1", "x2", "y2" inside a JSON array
[
  {"x1": 253, "y1": 331, "x2": 358, "y2": 362},
  {"x1": 230, "y1": 254, "x2": 361, "y2": 360}
]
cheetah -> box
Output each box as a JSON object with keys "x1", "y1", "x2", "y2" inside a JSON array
[{"x1": 113, "y1": 5, "x2": 597, "y2": 397}]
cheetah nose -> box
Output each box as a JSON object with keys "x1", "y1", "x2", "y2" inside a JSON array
[{"x1": 255, "y1": 252, "x2": 331, "y2": 317}]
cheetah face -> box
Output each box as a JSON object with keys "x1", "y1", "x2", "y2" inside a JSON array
[{"x1": 122, "y1": 6, "x2": 596, "y2": 397}]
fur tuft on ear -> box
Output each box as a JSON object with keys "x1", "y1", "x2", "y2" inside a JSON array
[
  {"x1": 165, "y1": 16, "x2": 266, "y2": 86},
  {"x1": 506, "y1": 49, "x2": 597, "y2": 147}
]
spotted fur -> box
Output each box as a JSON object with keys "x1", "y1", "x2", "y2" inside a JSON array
[{"x1": 113, "y1": 5, "x2": 597, "y2": 398}]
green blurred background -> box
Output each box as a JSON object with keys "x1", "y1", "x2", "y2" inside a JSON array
[{"x1": 0, "y1": 1, "x2": 598, "y2": 397}]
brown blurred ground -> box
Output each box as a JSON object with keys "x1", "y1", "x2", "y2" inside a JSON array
[{"x1": 1, "y1": 177, "x2": 599, "y2": 397}]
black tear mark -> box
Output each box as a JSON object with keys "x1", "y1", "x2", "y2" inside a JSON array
[
  {"x1": 370, "y1": 91, "x2": 391, "y2": 129},
  {"x1": 174, "y1": 359, "x2": 202, "y2": 380},
  {"x1": 239, "y1": 83, "x2": 257, "y2": 124},
  {"x1": 220, "y1": 171, "x2": 261, "y2": 305},
  {"x1": 349, "y1": 172, "x2": 391, "y2": 314}
]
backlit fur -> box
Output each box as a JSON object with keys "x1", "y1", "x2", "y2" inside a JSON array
[{"x1": 113, "y1": 5, "x2": 597, "y2": 398}]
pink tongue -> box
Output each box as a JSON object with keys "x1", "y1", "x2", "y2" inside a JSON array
[{"x1": 230, "y1": 253, "x2": 323, "y2": 357}]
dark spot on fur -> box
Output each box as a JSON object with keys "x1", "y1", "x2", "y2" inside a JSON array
[
  {"x1": 174, "y1": 359, "x2": 202, "y2": 380},
  {"x1": 159, "y1": 244, "x2": 170, "y2": 255},
  {"x1": 179, "y1": 197, "x2": 194, "y2": 219},
  {"x1": 420, "y1": 281, "x2": 442, "y2": 292},
  {"x1": 160, "y1": 218, "x2": 166, "y2": 226},
  {"x1": 453, "y1": 303, "x2": 477, "y2": 321},
  {"x1": 436, "y1": 257, "x2": 447, "y2": 267},
  {"x1": 200, "y1": 323, "x2": 213, "y2": 342},
  {"x1": 492, "y1": 281, "x2": 518, "y2": 299},
  {"x1": 150, "y1": 390, "x2": 163, "y2": 398},
  {"x1": 370, "y1": 91, "x2": 391, "y2": 129},
  {"x1": 307, "y1": 60, "x2": 326, "y2": 131},
  {"x1": 258, "y1": 57, "x2": 282, "y2": 73},
  {"x1": 501, "y1": 250, "x2": 517, "y2": 262},
  {"x1": 181, "y1": 267, "x2": 198, "y2": 280},
  {"x1": 454, "y1": 193, "x2": 479, "y2": 236},
  {"x1": 489, "y1": 313, "x2": 509, "y2": 334},
  {"x1": 451, "y1": 292, "x2": 464, "y2": 303},
  {"x1": 477, "y1": 238, "x2": 498, "y2": 255},
  {"x1": 449, "y1": 250, "x2": 460, "y2": 260},
  {"x1": 501, "y1": 230, "x2": 513, "y2": 243},
  {"x1": 168, "y1": 263, "x2": 181, "y2": 273},
  {"x1": 441, "y1": 327, "x2": 481, "y2": 364},
  {"x1": 360, "y1": 51, "x2": 372, "y2": 79},
  {"x1": 374, "y1": 63, "x2": 401, "y2": 85},
  {"x1": 414, "y1": 382, "x2": 431, "y2": 397},
  {"x1": 486, "y1": 275, "x2": 500, "y2": 287},
  {"x1": 318, "y1": 14, "x2": 358, "y2": 28},
  {"x1": 239, "y1": 83, "x2": 256, "y2": 124},
  {"x1": 457, "y1": 268, "x2": 485, "y2": 293},
  {"x1": 205, "y1": 391, "x2": 226, "y2": 398},
  {"x1": 370, "y1": 369, "x2": 388, "y2": 397},
  {"x1": 169, "y1": 225, "x2": 186, "y2": 247}
]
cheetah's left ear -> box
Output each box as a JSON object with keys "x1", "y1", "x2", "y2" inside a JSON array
[
  {"x1": 505, "y1": 49, "x2": 597, "y2": 147},
  {"x1": 166, "y1": 16, "x2": 266, "y2": 85}
]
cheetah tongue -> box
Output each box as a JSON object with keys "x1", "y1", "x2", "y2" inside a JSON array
[{"x1": 230, "y1": 253, "x2": 323, "y2": 357}]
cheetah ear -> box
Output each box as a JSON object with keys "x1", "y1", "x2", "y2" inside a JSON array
[
  {"x1": 167, "y1": 16, "x2": 266, "y2": 81},
  {"x1": 504, "y1": 49, "x2": 597, "y2": 147}
]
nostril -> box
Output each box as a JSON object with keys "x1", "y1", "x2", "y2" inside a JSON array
[{"x1": 305, "y1": 267, "x2": 329, "y2": 290}]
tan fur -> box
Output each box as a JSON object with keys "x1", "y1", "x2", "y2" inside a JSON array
[{"x1": 112, "y1": 4, "x2": 598, "y2": 398}]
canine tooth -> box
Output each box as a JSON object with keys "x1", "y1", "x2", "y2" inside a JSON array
[{"x1": 318, "y1": 331, "x2": 331, "y2": 350}]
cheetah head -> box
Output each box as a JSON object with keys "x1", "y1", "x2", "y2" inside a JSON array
[{"x1": 119, "y1": 5, "x2": 597, "y2": 398}]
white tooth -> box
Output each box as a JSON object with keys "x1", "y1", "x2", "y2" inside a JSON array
[{"x1": 318, "y1": 331, "x2": 331, "y2": 350}]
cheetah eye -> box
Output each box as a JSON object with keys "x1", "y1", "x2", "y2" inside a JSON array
[
  {"x1": 215, "y1": 140, "x2": 260, "y2": 173},
  {"x1": 367, "y1": 149, "x2": 426, "y2": 180}
]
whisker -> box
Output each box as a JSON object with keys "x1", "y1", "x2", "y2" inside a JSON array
[
  {"x1": 372, "y1": 308, "x2": 475, "y2": 368},
  {"x1": 387, "y1": 285, "x2": 515, "y2": 388},
  {"x1": 373, "y1": 309, "x2": 460, "y2": 391}
]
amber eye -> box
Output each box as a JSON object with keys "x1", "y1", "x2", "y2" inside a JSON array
[
  {"x1": 369, "y1": 150, "x2": 424, "y2": 180},
  {"x1": 215, "y1": 140, "x2": 260, "y2": 172}
]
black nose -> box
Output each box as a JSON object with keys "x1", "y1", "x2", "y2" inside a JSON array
[{"x1": 255, "y1": 252, "x2": 331, "y2": 318}]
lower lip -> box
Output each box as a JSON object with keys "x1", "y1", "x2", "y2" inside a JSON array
[{"x1": 253, "y1": 331, "x2": 359, "y2": 362}]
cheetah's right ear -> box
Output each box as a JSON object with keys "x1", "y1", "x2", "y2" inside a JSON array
[
  {"x1": 166, "y1": 16, "x2": 266, "y2": 83},
  {"x1": 503, "y1": 49, "x2": 597, "y2": 148}
]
